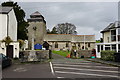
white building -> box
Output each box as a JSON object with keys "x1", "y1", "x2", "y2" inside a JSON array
[
  {"x1": 96, "y1": 21, "x2": 120, "y2": 58},
  {"x1": 0, "y1": 7, "x2": 19, "y2": 58}
]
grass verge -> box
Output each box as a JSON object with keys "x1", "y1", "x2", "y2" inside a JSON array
[{"x1": 52, "y1": 50, "x2": 70, "y2": 57}]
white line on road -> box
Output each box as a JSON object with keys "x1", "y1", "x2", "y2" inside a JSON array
[
  {"x1": 55, "y1": 71, "x2": 119, "y2": 78},
  {"x1": 54, "y1": 67, "x2": 118, "y2": 73},
  {"x1": 50, "y1": 62, "x2": 55, "y2": 76},
  {"x1": 57, "y1": 77, "x2": 65, "y2": 78},
  {"x1": 53, "y1": 64, "x2": 118, "y2": 69}
]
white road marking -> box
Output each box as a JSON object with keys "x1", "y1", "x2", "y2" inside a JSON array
[
  {"x1": 55, "y1": 71, "x2": 119, "y2": 78},
  {"x1": 13, "y1": 67, "x2": 27, "y2": 72},
  {"x1": 57, "y1": 77, "x2": 65, "y2": 78},
  {"x1": 53, "y1": 64, "x2": 118, "y2": 69},
  {"x1": 52, "y1": 62, "x2": 92, "y2": 64},
  {"x1": 54, "y1": 67, "x2": 118, "y2": 73},
  {"x1": 50, "y1": 62, "x2": 55, "y2": 76}
]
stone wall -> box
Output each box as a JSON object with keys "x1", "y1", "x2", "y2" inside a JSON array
[
  {"x1": 20, "y1": 50, "x2": 49, "y2": 62},
  {"x1": 77, "y1": 50, "x2": 92, "y2": 58}
]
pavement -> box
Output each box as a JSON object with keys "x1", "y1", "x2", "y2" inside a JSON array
[
  {"x1": 85, "y1": 58, "x2": 120, "y2": 67},
  {"x1": 1, "y1": 53, "x2": 120, "y2": 80}
]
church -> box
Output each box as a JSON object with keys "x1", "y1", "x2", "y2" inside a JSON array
[{"x1": 27, "y1": 11, "x2": 95, "y2": 51}]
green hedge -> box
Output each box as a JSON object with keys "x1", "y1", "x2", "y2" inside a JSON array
[{"x1": 101, "y1": 50, "x2": 115, "y2": 61}]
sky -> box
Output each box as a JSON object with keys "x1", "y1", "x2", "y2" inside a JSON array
[{"x1": 0, "y1": 0, "x2": 119, "y2": 40}]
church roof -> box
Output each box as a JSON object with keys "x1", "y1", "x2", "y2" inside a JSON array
[
  {"x1": 0, "y1": 7, "x2": 13, "y2": 14},
  {"x1": 31, "y1": 11, "x2": 41, "y2": 16},
  {"x1": 44, "y1": 34, "x2": 95, "y2": 42}
]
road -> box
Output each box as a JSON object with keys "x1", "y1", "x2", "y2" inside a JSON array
[{"x1": 2, "y1": 53, "x2": 119, "y2": 80}]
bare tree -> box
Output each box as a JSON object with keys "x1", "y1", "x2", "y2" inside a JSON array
[{"x1": 54, "y1": 23, "x2": 77, "y2": 35}]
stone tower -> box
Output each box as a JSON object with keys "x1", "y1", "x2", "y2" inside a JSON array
[{"x1": 27, "y1": 11, "x2": 46, "y2": 50}]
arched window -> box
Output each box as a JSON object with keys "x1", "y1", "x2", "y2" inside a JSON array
[
  {"x1": 66, "y1": 42, "x2": 69, "y2": 47},
  {"x1": 55, "y1": 42, "x2": 58, "y2": 48}
]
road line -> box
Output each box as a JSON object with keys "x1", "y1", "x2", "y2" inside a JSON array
[
  {"x1": 54, "y1": 67, "x2": 118, "y2": 73},
  {"x1": 57, "y1": 77, "x2": 65, "y2": 78},
  {"x1": 55, "y1": 71, "x2": 119, "y2": 78},
  {"x1": 53, "y1": 64, "x2": 118, "y2": 69},
  {"x1": 52, "y1": 62, "x2": 94, "y2": 65},
  {"x1": 50, "y1": 62, "x2": 55, "y2": 76}
]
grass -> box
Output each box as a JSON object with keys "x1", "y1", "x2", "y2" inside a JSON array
[{"x1": 52, "y1": 50, "x2": 70, "y2": 57}]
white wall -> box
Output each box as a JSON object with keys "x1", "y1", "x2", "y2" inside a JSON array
[
  {"x1": 0, "y1": 9, "x2": 17, "y2": 41},
  {"x1": 0, "y1": 14, "x2": 7, "y2": 40},
  {"x1": 0, "y1": 42, "x2": 19, "y2": 58},
  {"x1": 10, "y1": 42, "x2": 19, "y2": 58},
  {"x1": 0, "y1": 42, "x2": 6, "y2": 56},
  {"x1": 8, "y1": 9, "x2": 17, "y2": 41}
]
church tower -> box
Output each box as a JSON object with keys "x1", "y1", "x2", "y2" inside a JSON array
[{"x1": 27, "y1": 11, "x2": 46, "y2": 50}]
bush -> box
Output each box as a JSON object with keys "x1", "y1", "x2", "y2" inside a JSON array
[{"x1": 101, "y1": 50, "x2": 115, "y2": 61}]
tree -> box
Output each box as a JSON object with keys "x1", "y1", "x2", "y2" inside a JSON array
[
  {"x1": 47, "y1": 29, "x2": 51, "y2": 34},
  {"x1": 51, "y1": 27, "x2": 58, "y2": 34},
  {"x1": 47, "y1": 27, "x2": 58, "y2": 34},
  {"x1": 2, "y1": 36, "x2": 13, "y2": 46},
  {"x1": 54, "y1": 22, "x2": 77, "y2": 35},
  {"x1": 2, "y1": 1, "x2": 29, "y2": 40}
]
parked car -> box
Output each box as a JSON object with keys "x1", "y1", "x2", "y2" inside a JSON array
[{"x1": 0, "y1": 53, "x2": 12, "y2": 68}]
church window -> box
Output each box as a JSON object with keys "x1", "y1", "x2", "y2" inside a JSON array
[
  {"x1": 66, "y1": 42, "x2": 69, "y2": 47},
  {"x1": 88, "y1": 43, "x2": 91, "y2": 47},
  {"x1": 55, "y1": 42, "x2": 58, "y2": 48}
]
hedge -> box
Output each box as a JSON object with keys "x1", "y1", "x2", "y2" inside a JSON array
[{"x1": 101, "y1": 50, "x2": 115, "y2": 61}]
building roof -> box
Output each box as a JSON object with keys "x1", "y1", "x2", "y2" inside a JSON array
[
  {"x1": 0, "y1": 7, "x2": 13, "y2": 14},
  {"x1": 44, "y1": 34, "x2": 95, "y2": 42},
  {"x1": 31, "y1": 11, "x2": 41, "y2": 16},
  {"x1": 101, "y1": 21, "x2": 120, "y2": 33}
]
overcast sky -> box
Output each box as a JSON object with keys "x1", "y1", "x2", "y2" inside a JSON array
[{"x1": 0, "y1": 0, "x2": 119, "y2": 40}]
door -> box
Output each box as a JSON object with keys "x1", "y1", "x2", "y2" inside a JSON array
[{"x1": 6, "y1": 45, "x2": 13, "y2": 58}]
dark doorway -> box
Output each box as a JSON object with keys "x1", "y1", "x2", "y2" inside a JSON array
[
  {"x1": 6, "y1": 45, "x2": 13, "y2": 58},
  {"x1": 43, "y1": 41, "x2": 49, "y2": 50}
]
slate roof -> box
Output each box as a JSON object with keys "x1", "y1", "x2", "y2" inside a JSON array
[
  {"x1": 44, "y1": 34, "x2": 95, "y2": 42},
  {"x1": 0, "y1": 7, "x2": 13, "y2": 14},
  {"x1": 101, "y1": 21, "x2": 120, "y2": 33}
]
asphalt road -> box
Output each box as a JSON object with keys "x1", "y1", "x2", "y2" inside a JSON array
[{"x1": 1, "y1": 53, "x2": 120, "y2": 80}]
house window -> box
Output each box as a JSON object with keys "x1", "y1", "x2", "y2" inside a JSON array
[
  {"x1": 111, "y1": 30, "x2": 116, "y2": 41},
  {"x1": 118, "y1": 29, "x2": 120, "y2": 41},
  {"x1": 101, "y1": 45, "x2": 103, "y2": 50},
  {"x1": 107, "y1": 37, "x2": 109, "y2": 42},
  {"x1": 118, "y1": 44, "x2": 120, "y2": 52},
  {"x1": 66, "y1": 42, "x2": 69, "y2": 47},
  {"x1": 112, "y1": 44, "x2": 116, "y2": 51},
  {"x1": 97, "y1": 45, "x2": 100, "y2": 52},
  {"x1": 55, "y1": 42, "x2": 58, "y2": 48},
  {"x1": 88, "y1": 43, "x2": 90, "y2": 47},
  {"x1": 105, "y1": 45, "x2": 110, "y2": 50}
]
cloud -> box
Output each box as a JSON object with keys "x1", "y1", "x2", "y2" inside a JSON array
[{"x1": 17, "y1": 2, "x2": 118, "y2": 39}]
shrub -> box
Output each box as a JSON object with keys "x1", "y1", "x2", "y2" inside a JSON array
[{"x1": 101, "y1": 50, "x2": 115, "y2": 61}]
